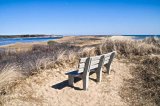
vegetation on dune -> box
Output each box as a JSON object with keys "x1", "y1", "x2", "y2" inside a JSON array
[
  {"x1": 99, "y1": 38, "x2": 160, "y2": 58},
  {"x1": 0, "y1": 37, "x2": 160, "y2": 105},
  {"x1": 121, "y1": 56, "x2": 160, "y2": 106},
  {"x1": 47, "y1": 40, "x2": 59, "y2": 46},
  {"x1": 139, "y1": 56, "x2": 160, "y2": 105},
  {"x1": 143, "y1": 37, "x2": 160, "y2": 47}
]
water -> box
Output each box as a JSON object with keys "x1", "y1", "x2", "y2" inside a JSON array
[
  {"x1": 0, "y1": 35, "x2": 159, "y2": 46},
  {"x1": 0, "y1": 37, "x2": 59, "y2": 46}
]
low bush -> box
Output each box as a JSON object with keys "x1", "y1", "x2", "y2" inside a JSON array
[{"x1": 47, "y1": 40, "x2": 59, "y2": 46}]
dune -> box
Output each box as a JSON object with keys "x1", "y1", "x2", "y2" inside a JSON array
[
  {"x1": 110, "y1": 36, "x2": 134, "y2": 41},
  {"x1": 0, "y1": 36, "x2": 159, "y2": 106},
  {"x1": 1, "y1": 59, "x2": 133, "y2": 106}
]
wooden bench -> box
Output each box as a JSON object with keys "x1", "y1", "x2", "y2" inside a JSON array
[{"x1": 65, "y1": 51, "x2": 116, "y2": 90}]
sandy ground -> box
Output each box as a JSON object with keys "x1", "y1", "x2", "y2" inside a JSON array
[
  {"x1": 2, "y1": 59, "x2": 134, "y2": 106},
  {"x1": 110, "y1": 36, "x2": 134, "y2": 41},
  {"x1": 0, "y1": 42, "x2": 47, "y2": 50}
]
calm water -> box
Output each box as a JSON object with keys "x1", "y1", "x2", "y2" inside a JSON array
[{"x1": 0, "y1": 37, "x2": 58, "y2": 46}]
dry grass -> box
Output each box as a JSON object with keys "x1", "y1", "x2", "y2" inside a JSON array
[
  {"x1": 98, "y1": 38, "x2": 160, "y2": 58},
  {"x1": 0, "y1": 64, "x2": 24, "y2": 99},
  {"x1": 121, "y1": 56, "x2": 160, "y2": 106},
  {"x1": 143, "y1": 37, "x2": 160, "y2": 47}
]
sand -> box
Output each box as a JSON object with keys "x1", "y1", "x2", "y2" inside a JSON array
[
  {"x1": 110, "y1": 36, "x2": 134, "y2": 41},
  {"x1": 2, "y1": 59, "x2": 134, "y2": 106}
]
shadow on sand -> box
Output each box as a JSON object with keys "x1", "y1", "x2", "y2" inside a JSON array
[
  {"x1": 51, "y1": 72, "x2": 98, "y2": 90},
  {"x1": 51, "y1": 77, "x2": 83, "y2": 90},
  {"x1": 51, "y1": 76, "x2": 97, "y2": 91}
]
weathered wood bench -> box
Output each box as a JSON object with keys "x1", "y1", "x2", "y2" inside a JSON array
[{"x1": 65, "y1": 51, "x2": 116, "y2": 90}]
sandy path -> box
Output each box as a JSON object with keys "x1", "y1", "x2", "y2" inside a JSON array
[{"x1": 3, "y1": 59, "x2": 133, "y2": 106}]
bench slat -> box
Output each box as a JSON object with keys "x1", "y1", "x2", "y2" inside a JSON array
[
  {"x1": 90, "y1": 64, "x2": 99, "y2": 70},
  {"x1": 80, "y1": 57, "x2": 88, "y2": 63},
  {"x1": 90, "y1": 60, "x2": 100, "y2": 65},
  {"x1": 90, "y1": 55, "x2": 102, "y2": 61},
  {"x1": 104, "y1": 53, "x2": 112, "y2": 57},
  {"x1": 79, "y1": 63, "x2": 85, "y2": 68},
  {"x1": 105, "y1": 57, "x2": 110, "y2": 61},
  {"x1": 78, "y1": 68, "x2": 84, "y2": 73},
  {"x1": 104, "y1": 60, "x2": 109, "y2": 64}
]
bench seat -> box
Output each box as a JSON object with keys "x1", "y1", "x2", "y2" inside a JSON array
[{"x1": 65, "y1": 70, "x2": 82, "y2": 77}]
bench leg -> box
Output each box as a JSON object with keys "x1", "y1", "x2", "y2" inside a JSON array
[
  {"x1": 96, "y1": 68, "x2": 102, "y2": 82},
  {"x1": 83, "y1": 75, "x2": 89, "y2": 90},
  {"x1": 105, "y1": 64, "x2": 111, "y2": 74},
  {"x1": 68, "y1": 75, "x2": 74, "y2": 86}
]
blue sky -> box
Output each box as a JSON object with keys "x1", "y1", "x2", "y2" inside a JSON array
[{"x1": 0, "y1": 0, "x2": 160, "y2": 35}]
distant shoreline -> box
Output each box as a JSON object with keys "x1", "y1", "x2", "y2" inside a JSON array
[
  {"x1": 0, "y1": 34, "x2": 63, "y2": 38},
  {"x1": 0, "y1": 35, "x2": 159, "y2": 48},
  {"x1": 0, "y1": 35, "x2": 63, "y2": 47},
  {"x1": 0, "y1": 37, "x2": 61, "y2": 47}
]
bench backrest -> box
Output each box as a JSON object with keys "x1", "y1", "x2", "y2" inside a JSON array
[
  {"x1": 103, "y1": 51, "x2": 116, "y2": 65},
  {"x1": 78, "y1": 57, "x2": 90, "y2": 73},
  {"x1": 78, "y1": 55, "x2": 104, "y2": 74},
  {"x1": 89, "y1": 55, "x2": 104, "y2": 72},
  {"x1": 77, "y1": 51, "x2": 116, "y2": 75}
]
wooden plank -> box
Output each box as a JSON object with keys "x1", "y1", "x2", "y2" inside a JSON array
[
  {"x1": 104, "y1": 51, "x2": 116, "y2": 58},
  {"x1": 90, "y1": 64, "x2": 99, "y2": 70},
  {"x1": 90, "y1": 60, "x2": 100, "y2": 65},
  {"x1": 104, "y1": 60, "x2": 109, "y2": 64},
  {"x1": 90, "y1": 55, "x2": 102, "y2": 61},
  {"x1": 78, "y1": 68, "x2": 84, "y2": 73},
  {"x1": 79, "y1": 63, "x2": 85, "y2": 68},
  {"x1": 80, "y1": 57, "x2": 88, "y2": 63},
  {"x1": 104, "y1": 53, "x2": 112, "y2": 58},
  {"x1": 105, "y1": 57, "x2": 110, "y2": 61}
]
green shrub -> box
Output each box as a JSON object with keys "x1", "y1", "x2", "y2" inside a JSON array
[{"x1": 47, "y1": 40, "x2": 59, "y2": 46}]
